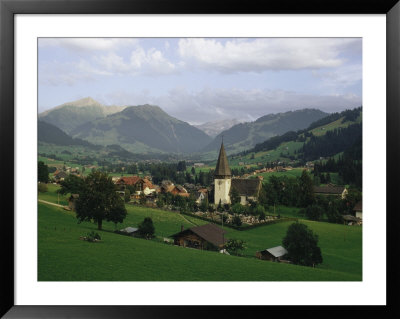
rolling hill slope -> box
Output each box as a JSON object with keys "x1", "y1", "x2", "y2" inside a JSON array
[{"x1": 202, "y1": 109, "x2": 328, "y2": 154}]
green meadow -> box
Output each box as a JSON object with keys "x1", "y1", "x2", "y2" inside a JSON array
[{"x1": 38, "y1": 185, "x2": 362, "y2": 281}]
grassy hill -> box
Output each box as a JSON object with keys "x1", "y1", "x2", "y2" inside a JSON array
[
  {"x1": 228, "y1": 107, "x2": 362, "y2": 167},
  {"x1": 202, "y1": 109, "x2": 328, "y2": 156},
  {"x1": 38, "y1": 185, "x2": 362, "y2": 281}
]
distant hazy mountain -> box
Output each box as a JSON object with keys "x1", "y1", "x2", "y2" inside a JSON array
[
  {"x1": 202, "y1": 109, "x2": 329, "y2": 153},
  {"x1": 71, "y1": 104, "x2": 213, "y2": 154},
  {"x1": 38, "y1": 97, "x2": 126, "y2": 134},
  {"x1": 194, "y1": 118, "x2": 243, "y2": 138},
  {"x1": 38, "y1": 120, "x2": 98, "y2": 148}
]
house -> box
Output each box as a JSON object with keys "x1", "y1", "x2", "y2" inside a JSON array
[
  {"x1": 54, "y1": 171, "x2": 67, "y2": 183},
  {"x1": 116, "y1": 176, "x2": 141, "y2": 189},
  {"x1": 160, "y1": 181, "x2": 189, "y2": 197},
  {"x1": 172, "y1": 185, "x2": 189, "y2": 197},
  {"x1": 214, "y1": 141, "x2": 262, "y2": 205},
  {"x1": 116, "y1": 176, "x2": 156, "y2": 196},
  {"x1": 343, "y1": 214, "x2": 362, "y2": 225},
  {"x1": 195, "y1": 188, "x2": 208, "y2": 204},
  {"x1": 256, "y1": 246, "x2": 288, "y2": 262},
  {"x1": 68, "y1": 194, "x2": 79, "y2": 211},
  {"x1": 160, "y1": 180, "x2": 175, "y2": 193},
  {"x1": 171, "y1": 223, "x2": 227, "y2": 251},
  {"x1": 314, "y1": 185, "x2": 348, "y2": 199},
  {"x1": 353, "y1": 201, "x2": 362, "y2": 219}
]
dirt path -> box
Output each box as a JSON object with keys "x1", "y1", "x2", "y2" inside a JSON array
[
  {"x1": 38, "y1": 199, "x2": 66, "y2": 208},
  {"x1": 178, "y1": 213, "x2": 198, "y2": 226}
]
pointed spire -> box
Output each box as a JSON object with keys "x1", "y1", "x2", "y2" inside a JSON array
[{"x1": 214, "y1": 142, "x2": 231, "y2": 178}]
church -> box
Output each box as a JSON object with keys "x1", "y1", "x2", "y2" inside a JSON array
[{"x1": 214, "y1": 142, "x2": 262, "y2": 206}]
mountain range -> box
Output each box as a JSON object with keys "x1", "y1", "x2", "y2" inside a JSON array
[
  {"x1": 202, "y1": 109, "x2": 328, "y2": 154},
  {"x1": 194, "y1": 118, "x2": 243, "y2": 138},
  {"x1": 69, "y1": 104, "x2": 212, "y2": 154},
  {"x1": 39, "y1": 97, "x2": 329, "y2": 155}
]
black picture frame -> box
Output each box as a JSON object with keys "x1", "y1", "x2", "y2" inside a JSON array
[{"x1": 1, "y1": 0, "x2": 399, "y2": 317}]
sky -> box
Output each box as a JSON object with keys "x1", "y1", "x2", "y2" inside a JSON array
[{"x1": 38, "y1": 37, "x2": 362, "y2": 125}]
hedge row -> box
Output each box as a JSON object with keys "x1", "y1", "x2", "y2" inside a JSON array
[{"x1": 179, "y1": 211, "x2": 298, "y2": 231}]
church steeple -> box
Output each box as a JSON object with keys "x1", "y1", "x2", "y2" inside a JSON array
[{"x1": 214, "y1": 142, "x2": 231, "y2": 178}]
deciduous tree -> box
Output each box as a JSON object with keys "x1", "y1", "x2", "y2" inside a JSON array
[
  {"x1": 75, "y1": 171, "x2": 127, "y2": 230},
  {"x1": 282, "y1": 222, "x2": 323, "y2": 267},
  {"x1": 38, "y1": 161, "x2": 49, "y2": 183}
]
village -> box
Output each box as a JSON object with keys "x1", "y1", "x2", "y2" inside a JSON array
[{"x1": 39, "y1": 141, "x2": 362, "y2": 267}]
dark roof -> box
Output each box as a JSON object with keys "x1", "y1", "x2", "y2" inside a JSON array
[
  {"x1": 172, "y1": 223, "x2": 227, "y2": 247},
  {"x1": 343, "y1": 215, "x2": 360, "y2": 222},
  {"x1": 55, "y1": 171, "x2": 67, "y2": 178},
  {"x1": 314, "y1": 185, "x2": 346, "y2": 194},
  {"x1": 214, "y1": 143, "x2": 231, "y2": 178},
  {"x1": 231, "y1": 179, "x2": 262, "y2": 197},
  {"x1": 353, "y1": 200, "x2": 362, "y2": 211}
]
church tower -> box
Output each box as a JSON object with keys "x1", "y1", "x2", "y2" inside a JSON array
[{"x1": 214, "y1": 141, "x2": 232, "y2": 205}]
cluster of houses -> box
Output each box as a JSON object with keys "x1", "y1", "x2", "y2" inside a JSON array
[
  {"x1": 52, "y1": 167, "x2": 81, "y2": 183},
  {"x1": 112, "y1": 176, "x2": 210, "y2": 205}
]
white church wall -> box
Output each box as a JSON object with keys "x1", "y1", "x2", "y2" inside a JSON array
[{"x1": 214, "y1": 178, "x2": 231, "y2": 205}]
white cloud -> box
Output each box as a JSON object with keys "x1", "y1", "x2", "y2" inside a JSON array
[
  {"x1": 100, "y1": 87, "x2": 362, "y2": 124},
  {"x1": 93, "y1": 48, "x2": 177, "y2": 76},
  {"x1": 178, "y1": 38, "x2": 361, "y2": 73},
  {"x1": 40, "y1": 47, "x2": 177, "y2": 86},
  {"x1": 312, "y1": 64, "x2": 362, "y2": 88}
]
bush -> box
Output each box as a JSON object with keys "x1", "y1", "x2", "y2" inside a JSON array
[
  {"x1": 85, "y1": 231, "x2": 101, "y2": 242},
  {"x1": 225, "y1": 238, "x2": 246, "y2": 256},
  {"x1": 232, "y1": 214, "x2": 242, "y2": 227},
  {"x1": 230, "y1": 203, "x2": 245, "y2": 215},
  {"x1": 137, "y1": 217, "x2": 155, "y2": 239},
  {"x1": 38, "y1": 183, "x2": 48, "y2": 193}
]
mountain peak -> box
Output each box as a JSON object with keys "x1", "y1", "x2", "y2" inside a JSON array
[{"x1": 61, "y1": 97, "x2": 102, "y2": 108}]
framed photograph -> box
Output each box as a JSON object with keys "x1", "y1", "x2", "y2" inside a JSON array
[{"x1": 1, "y1": 0, "x2": 399, "y2": 317}]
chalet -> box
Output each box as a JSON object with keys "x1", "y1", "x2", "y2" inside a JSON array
[
  {"x1": 116, "y1": 176, "x2": 141, "y2": 189},
  {"x1": 314, "y1": 185, "x2": 348, "y2": 199},
  {"x1": 68, "y1": 194, "x2": 79, "y2": 211},
  {"x1": 172, "y1": 185, "x2": 189, "y2": 197},
  {"x1": 353, "y1": 201, "x2": 362, "y2": 219},
  {"x1": 171, "y1": 223, "x2": 227, "y2": 251},
  {"x1": 343, "y1": 214, "x2": 362, "y2": 225},
  {"x1": 160, "y1": 180, "x2": 175, "y2": 193},
  {"x1": 160, "y1": 181, "x2": 189, "y2": 197},
  {"x1": 54, "y1": 171, "x2": 67, "y2": 183},
  {"x1": 256, "y1": 246, "x2": 288, "y2": 262},
  {"x1": 195, "y1": 188, "x2": 208, "y2": 204},
  {"x1": 116, "y1": 176, "x2": 156, "y2": 196}
]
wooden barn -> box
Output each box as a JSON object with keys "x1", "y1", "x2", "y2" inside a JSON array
[
  {"x1": 171, "y1": 223, "x2": 227, "y2": 251},
  {"x1": 256, "y1": 246, "x2": 288, "y2": 262}
]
